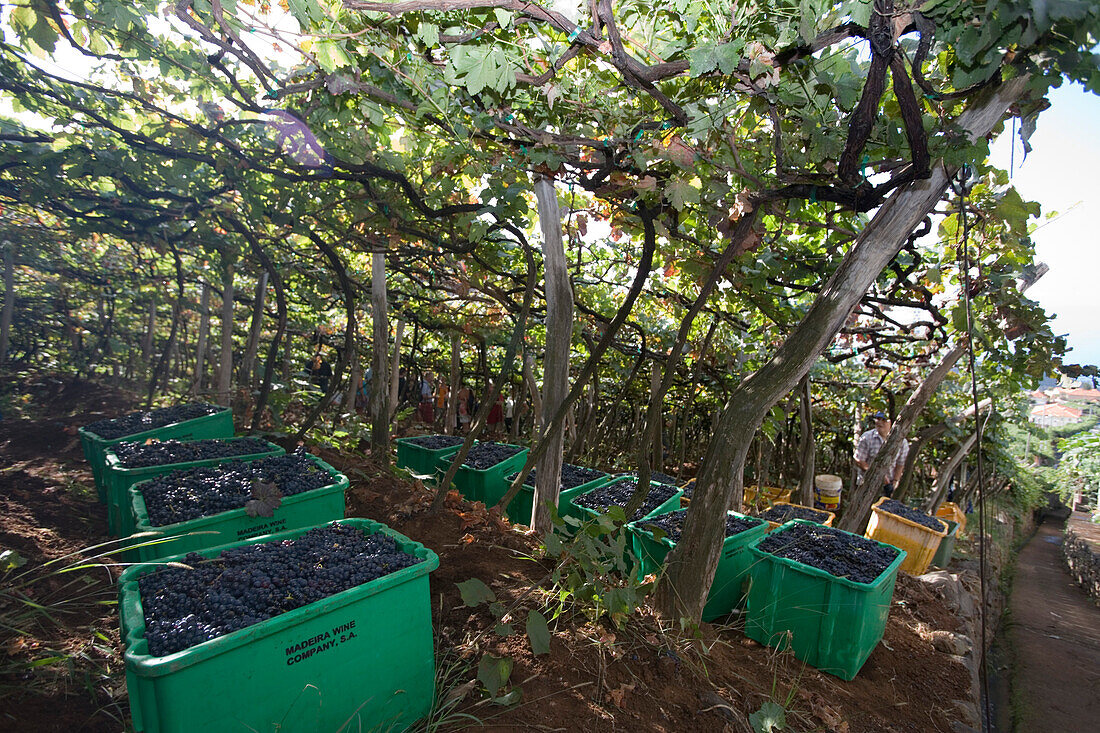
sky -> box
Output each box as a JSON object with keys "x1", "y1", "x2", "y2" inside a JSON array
[{"x1": 989, "y1": 82, "x2": 1100, "y2": 367}]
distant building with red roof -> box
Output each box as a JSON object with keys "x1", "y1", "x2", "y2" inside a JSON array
[
  {"x1": 1029, "y1": 402, "x2": 1084, "y2": 427},
  {"x1": 1061, "y1": 388, "x2": 1100, "y2": 403}
]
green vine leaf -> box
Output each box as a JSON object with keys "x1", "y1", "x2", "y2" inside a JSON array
[
  {"x1": 477, "y1": 653, "x2": 513, "y2": 697},
  {"x1": 526, "y1": 609, "x2": 551, "y2": 655},
  {"x1": 749, "y1": 700, "x2": 787, "y2": 732},
  {"x1": 456, "y1": 577, "x2": 496, "y2": 607}
]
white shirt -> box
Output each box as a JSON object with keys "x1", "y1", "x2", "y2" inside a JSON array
[{"x1": 854, "y1": 428, "x2": 909, "y2": 483}]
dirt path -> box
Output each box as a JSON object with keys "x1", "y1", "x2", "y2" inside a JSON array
[{"x1": 1005, "y1": 515, "x2": 1100, "y2": 731}]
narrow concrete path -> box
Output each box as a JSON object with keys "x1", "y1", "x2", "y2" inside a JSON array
[{"x1": 1005, "y1": 515, "x2": 1100, "y2": 731}]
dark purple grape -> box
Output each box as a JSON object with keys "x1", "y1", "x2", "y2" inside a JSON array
[
  {"x1": 84, "y1": 404, "x2": 222, "y2": 440},
  {"x1": 506, "y1": 463, "x2": 605, "y2": 490},
  {"x1": 136, "y1": 524, "x2": 421, "y2": 656},
  {"x1": 637, "y1": 509, "x2": 763, "y2": 543},
  {"x1": 403, "y1": 435, "x2": 464, "y2": 450},
  {"x1": 574, "y1": 479, "x2": 679, "y2": 521},
  {"x1": 877, "y1": 499, "x2": 947, "y2": 532},
  {"x1": 112, "y1": 438, "x2": 273, "y2": 468},
  {"x1": 139, "y1": 449, "x2": 335, "y2": 526},
  {"x1": 757, "y1": 504, "x2": 831, "y2": 524},
  {"x1": 757, "y1": 523, "x2": 899, "y2": 584},
  {"x1": 459, "y1": 442, "x2": 524, "y2": 470}
]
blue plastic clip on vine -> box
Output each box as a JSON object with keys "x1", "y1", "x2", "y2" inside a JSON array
[{"x1": 567, "y1": 28, "x2": 580, "y2": 42}]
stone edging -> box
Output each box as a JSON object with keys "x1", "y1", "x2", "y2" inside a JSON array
[{"x1": 1063, "y1": 513, "x2": 1100, "y2": 604}]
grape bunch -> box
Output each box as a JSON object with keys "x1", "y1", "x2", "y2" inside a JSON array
[
  {"x1": 506, "y1": 463, "x2": 605, "y2": 490},
  {"x1": 84, "y1": 404, "x2": 222, "y2": 440},
  {"x1": 638, "y1": 509, "x2": 763, "y2": 544},
  {"x1": 404, "y1": 435, "x2": 465, "y2": 451},
  {"x1": 459, "y1": 442, "x2": 524, "y2": 470},
  {"x1": 757, "y1": 504, "x2": 831, "y2": 525},
  {"x1": 136, "y1": 523, "x2": 422, "y2": 656},
  {"x1": 878, "y1": 499, "x2": 947, "y2": 532},
  {"x1": 112, "y1": 438, "x2": 273, "y2": 468},
  {"x1": 613, "y1": 470, "x2": 680, "y2": 486},
  {"x1": 573, "y1": 479, "x2": 679, "y2": 521},
  {"x1": 139, "y1": 449, "x2": 334, "y2": 526},
  {"x1": 757, "y1": 523, "x2": 899, "y2": 584}
]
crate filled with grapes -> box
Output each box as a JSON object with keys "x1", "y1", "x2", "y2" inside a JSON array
[
  {"x1": 118, "y1": 519, "x2": 438, "y2": 733},
  {"x1": 562, "y1": 476, "x2": 682, "y2": 523},
  {"x1": 755, "y1": 501, "x2": 835, "y2": 531},
  {"x1": 103, "y1": 437, "x2": 284, "y2": 536},
  {"x1": 865, "y1": 497, "x2": 949, "y2": 575},
  {"x1": 745, "y1": 520, "x2": 905, "y2": 680},
  {"x1": 395, "y1": 434, "x2": 466, "y2": 478},
  {"x1": 79, "y1": 404, "x2": 234, "y2": 500},
  {"x1": 434, "y1": 441, "x2": 528, "y2": 504},
  {"x1": 630, "y1": 509, "x2": 769, "y2": 620},
  {"x1": 502, "y1": 463, "x2": 609, "y2": 524},
  {"x1": 123, "y1": 449, "x2": 347, "y2": 561}
]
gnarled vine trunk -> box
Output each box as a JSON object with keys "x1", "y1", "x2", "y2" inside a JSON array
[
  {"x1": 216, "y1": 254, "x2": 235, "y2": 407},
  {"x1": 531, "y1": 175, "x2": 573, "y2": 533},
  {"x1": 370, "y1": 250, "x2": 390, "y2": 461},
  {"x1": 656, "y1": 76, "x2": 1028, "y2": 622}
]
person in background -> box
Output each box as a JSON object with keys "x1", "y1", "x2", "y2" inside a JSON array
[
  {"x1": 853, "y1": 410, "x2": 909, "y2": 497},
  {"x1": 355, "y1": 365, "x2": 372, "y2": 413},
  {"x1": 504, "y1": 391, "x2": 515, "y2": 433},
  {"x1": 305, "y1": 353, "x2": 332, "y2": 392},
  {"x1": 434, "y1": 377, "x2": 449, "y2": 429},
  {"x1": 355, "y1": 371, "x2": 369, "y2": 412},
  {"x1": 397, "y1": 368, "x2": 407, "y2": 408},
  {"x1": 418, "y1": 372, "x2": 435, "y2": 423},
  {"x1": 487, "y1": 391, "x2": 504, "y2": 433},
  {"x1": 456, "y1": 382, "x2": 472, "y2": 433}
]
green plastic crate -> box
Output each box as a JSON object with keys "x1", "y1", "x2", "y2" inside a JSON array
[
  {"x1": 117, "y1": 518, "x2": 438, "y2": 733},
  {"x1": 103, "y1": 439, "x2": 285, "y2": 537},
  {"x1": 503, "y1": 469, "x2": 609, "y2": 526},
  {"x1": 560, "y1": 477, "x2": 682, "y2": 523},
  {"x1": 123, "y1": 455, "x2": 348, "y2": 560},
  {"x1": 931, "y1": 519, "x2": 959, "y2": 568},
  {"x1": 79, "y1": 407, "x2": 234, "y2": 502},
  {"x1": 435, "y1": 443, "x2": 528, "y2": 505},
  {"x1": 630, "y1": 510, "x2": 769, "y2": 621},
  {"x1": 396, "y1": 436, "x2": 466, "y2": 484},
  {"x1": 744, "y1": 520, "x2": 907, "y2": 680}
]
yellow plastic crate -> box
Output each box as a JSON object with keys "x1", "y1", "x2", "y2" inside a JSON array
[
  {"x1": 936, "y1": 502, "x2": 966, "y2": 534},
  {"x1": 866, "y1": 497, "x2": 948, "y2": 575},
  {"x1": 744, "y1": 486, "x2": 792, "y2": 508},
  {"x1": 759, "y1": 501, "x2": 835, "y2": 531}
]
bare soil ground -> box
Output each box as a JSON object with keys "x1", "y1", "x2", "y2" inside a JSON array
[{"x1": 1, "y1": 375, "x2": 974, "y2": 732}]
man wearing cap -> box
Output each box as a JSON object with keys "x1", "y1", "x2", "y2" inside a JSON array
[{"x1": 854, "y1": 411, "x2": 908, "y2": 497}]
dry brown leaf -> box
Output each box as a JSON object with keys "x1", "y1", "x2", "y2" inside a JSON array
[{"x1": 606, "y1": 682, "x2": 635, "y2": 708}]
